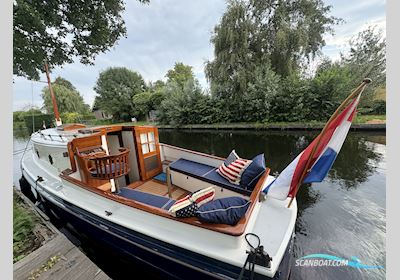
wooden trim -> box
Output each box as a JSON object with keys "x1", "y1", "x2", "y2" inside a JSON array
[
  {"x1": 160, "y1": 143, "x2": 226, "y2": 161},
  {"x1": 59, "y1": 168, "x2": 269, "y2": 236},
  {"x1": 134, "y1": 126, "x2": 163, "y2": 180},
  {"x1": 67, "y1": 142, "x2": 77, "y2": 172},
  {"x1": 58, "y1": 124, "x2": 87, "y2": 131}
]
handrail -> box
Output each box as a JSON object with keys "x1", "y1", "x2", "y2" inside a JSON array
[{"x1": 88, "y1": 148, "x2": 130, "y2": 180}]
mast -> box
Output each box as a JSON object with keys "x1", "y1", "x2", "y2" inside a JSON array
[{"x1": 44, "y1": 63, "x2": 62, "y2": 126}]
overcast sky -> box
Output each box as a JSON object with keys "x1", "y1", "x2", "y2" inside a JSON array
[{"x1": 12, "y1": 0, "x2": 385, "y2": 111}]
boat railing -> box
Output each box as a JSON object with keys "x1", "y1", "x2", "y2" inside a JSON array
[{"x1": 77, "y1": 147, "x2": 131, "y2": 181}]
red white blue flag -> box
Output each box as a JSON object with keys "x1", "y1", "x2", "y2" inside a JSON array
[{"x1": 264, "y1": 94, "x2": 361, "y2": 200}]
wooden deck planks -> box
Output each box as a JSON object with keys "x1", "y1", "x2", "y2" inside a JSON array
[
  {"x1": 128, "y1": 179, "x2": 190, "y2": 200},
  {"x1": 13, "y1": 228, "x2": 111, "y2": 280}
]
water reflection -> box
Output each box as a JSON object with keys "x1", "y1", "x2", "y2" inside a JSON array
[
  {"x1": 13, "y1": 128, "x2": 385, "y2": 280},
  {"x1": 159, "y1": 129, "x2": 383, "y2": 189},
  {"x1": 329, "y1": 137, "x2": 383, "y2": 190},
  {"x1": 159, "y1": 129, "x2": 386, "y2": 280}
]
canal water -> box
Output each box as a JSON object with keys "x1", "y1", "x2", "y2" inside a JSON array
[{"x1": 13, "y1": 129, "x2": 386, "y2": 280}]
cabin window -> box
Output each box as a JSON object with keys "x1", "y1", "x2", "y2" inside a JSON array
[
  {"x1": 35, "y1": 149, "x2": 40, "y2": 158},
  {"x1": 48, "y1": 155, "x2": 53, "y2": 165},
  {"x1": 140, "y1": 132, "x2": 156, "y2": 155}
]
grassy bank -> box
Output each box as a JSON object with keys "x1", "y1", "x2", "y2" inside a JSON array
[
  {"x1": 122, "y1": 115, "x2": 386, "y2": 130},
  {"x1": 13, "y1": 190, "x2": 54, "y2": 263},
  {"x1": 13, "y1": 191, "x2": 40, "y2": 262},
  {"x1": 13, "y1": 114, "x2": 385, "y2": 132},
  {"x1": 353, "y1": 114, "x2": 386, "y2": 124}
]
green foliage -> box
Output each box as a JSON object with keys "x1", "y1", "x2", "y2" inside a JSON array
[
  {"x1": 60, "y1": 112, "x2": 81, "y2": 123},
  {"x1": 341, "y1": 26, "x2": 386, "y2": 106},
  {"x1": 13, "y1": 0, "x2": 149, "y2": 80},
  {"x1": 268, "y1": 76, "x2": 310, "y2": 122},
  {"x1": 306, "y1": 64, "x2": 353, "y2": 120},
  {"x1": 165, "y1": 63, "x2": 195, "y2": 90},
  {"x1": 132, "y1": 91, "x2": 152, "y2": 119},
  {"x1": 241, "y1": 65, "x2": 281, "y2": 122},
  {"x1": 94, "y1": 67, "x2": 147, "y2": 121},
  {"x1": 158, "y1": 79, "x2": 214, "y2": 125},
  {"x1": 13, "y1": 192, "x2": 38, "y2": 262},
  {"x1": 24, "y1": 113, "x2": 53, "y2": 133},
  {"x1": 371, "y1": 100, "x2": 386, "y2": 115},
  {"x1": 42, "y1": 77, "x2": 90, "y2": 115},
  {"x1": 205, "y1": 0, "x2": 259, "y2": 103},
  {"x1": 53, "y1": 76, "x2": 76, "y2": 91},
  {"x1": 13, "y1": 111, "x2": 28, "y2": 123},
  {"x1": 205, "y1": 0, "x2": 339, "y2": 101},
  {"x1": 358, "y1": 100, "x2": 386, "y2": 115}
]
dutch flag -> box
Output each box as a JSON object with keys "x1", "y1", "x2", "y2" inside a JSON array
[{"x1": 264, "y1": 94, "x2": 362, "y2": 200}]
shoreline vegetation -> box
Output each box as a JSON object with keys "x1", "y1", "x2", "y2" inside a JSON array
[
  {"x1": 13, "y1": 190, "x2": 54, "y2": 263},
  {"x1": 83, "y1": 114, "x2": 386, "y2": 131},
  {"x1": 13, "y1": 114, "x2": 386, "y2": 136}
]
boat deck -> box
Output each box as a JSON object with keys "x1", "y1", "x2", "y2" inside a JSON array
[{"x1": 127, "y1": 179, "x2": 189, "y2": 200}]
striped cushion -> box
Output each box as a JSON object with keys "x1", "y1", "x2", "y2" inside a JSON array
[
  {"x1": 169, "y1": 187, "x2": 215, "y2": 217},
  {"x1": 190, "y1": 187, "x2": 215, "y2": 207},
  {"x1": 217, "y1": 158, "x2": 252, "y2": 185}
]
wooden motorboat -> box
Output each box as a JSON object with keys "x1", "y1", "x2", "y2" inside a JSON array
[{"x1": 20, "y1": 123, "x2": 296, "y2": 280}]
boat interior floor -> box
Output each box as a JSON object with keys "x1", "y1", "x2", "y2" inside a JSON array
[{"x1": 127, "y1": 179, "x2": 189, "y2": 201}]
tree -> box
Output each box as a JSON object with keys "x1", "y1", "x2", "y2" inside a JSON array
[
  {"x1": 157, "y1": 78, "x2": 214, "y2": 125},
  {"x1": 341, "y1": 26, "x2": 386, "y2": 106},
  {"x1": 165, "y1": 63, "x2": 195, "y2": 90},
  {"x1": 242, "y1": 65, "x2": 280, "y2": 122},
  {"x1": 94, "y1": 67, "x2": 146, "y2": 121},
  {"x1": 13, "y1": 0, "x2": 149, "y2": 80},
  {"x1": 41, "y1": 77, "x2": 90, "y2": 115},
  {"x1": 132, "y1": 92, "x2": 152, "y2": 119},
  {"x1": 53, "y1": 76, "x2": 76, "y2": 91},
  {"x1": 205, "y1": 0, "x2": 339, "y2": 102}
]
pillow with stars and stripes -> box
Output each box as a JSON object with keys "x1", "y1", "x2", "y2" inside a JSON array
[
  {"x1": 168, "y1": 187, "x2": 215, "y2": 218},
  {"x1": 217, "y1": 158, "x2": 252, "y2": 185}
]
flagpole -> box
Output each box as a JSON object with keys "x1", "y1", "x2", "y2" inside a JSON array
[
  {"x1": 287, "y1": 78, "x2": 371, "y2": 208},
  {"x1": 44, "y1": 62, "x2": 62, "y2": 126}
]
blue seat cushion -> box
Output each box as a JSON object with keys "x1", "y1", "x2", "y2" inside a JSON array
[
  {"x1": 118, "y1": 188, "x2": 175, "y2": 210},
  {"x1": 240, "y1": 154, "x2": 266, "y2": 191},
  {"x1": 169, "y1": 158, "x2": 215, "y2": 177},
  {"x1": 197, "y1": 197, "x2": 251, "y2": 226},
  {"x1": 153, "y1": 172, "x2": 167, "y2": 183},
  {"x1": 169, "y1": 159, "x2": 252, "y2": 196}
]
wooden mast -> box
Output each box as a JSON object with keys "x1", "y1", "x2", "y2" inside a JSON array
[
  {"x1": 287, "y1": 78, "x2": 371, "y2": 208},
  {"x1": 44, "y1": 63, "x2": 62, "y2": 126}
]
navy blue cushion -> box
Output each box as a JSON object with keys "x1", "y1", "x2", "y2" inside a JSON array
[
  {"x1": 240, "y1": 154, "x2": 266, "y2": 190},
  {"x1": 169, "y1": 158, "x2": 215, "y2": 177},
  {"x1": 118, "y1": 188, "x2": 175, "y2": 210},
  {"x1": 170, "y1": 158, "x2": 252, "y2": 195},
  {"x1": 197, "y1": 197, "x2": 251, "y2": 226},
  {"x1": 203, "y1": 169, "x2": 243, "y2": 190}
]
